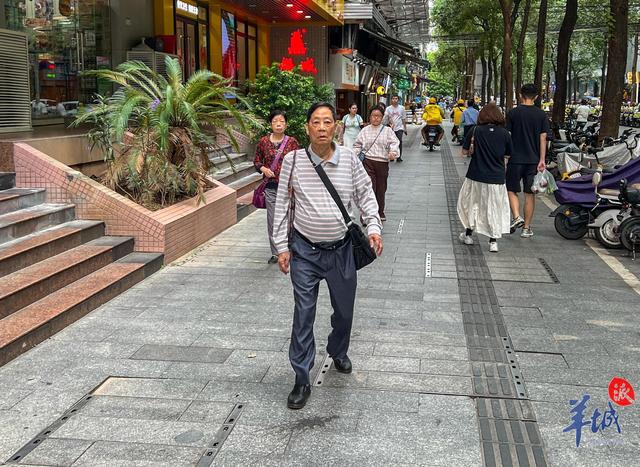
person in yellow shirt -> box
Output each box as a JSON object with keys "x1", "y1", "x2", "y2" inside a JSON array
[
  {"x1": 450, "y1": 99, "x2": 466, "y2": 144},
  {"x1": 421, "y1": 97, "x2": 445, "y2": 145}
]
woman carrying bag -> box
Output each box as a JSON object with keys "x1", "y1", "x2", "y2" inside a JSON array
[
  {"x1": 457, "y1": 103, "x2": 512, "y2": 252},
  {"x1": 341, "y1": 103, "x2": 364, "y2": 149},
  {"x1": 253, "y1": 110, "x2": 300, "y2": 263},
  {"x1": 353, "y1": 105, "x2": 399, "y2": 222}
]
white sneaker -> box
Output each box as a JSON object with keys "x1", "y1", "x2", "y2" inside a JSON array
[
  {"x1": 459, "y1": 233, "x2": 474, "y2": 245},
  {"x1": 521, "y1": 228, "x2": 534, "y2": 238},
  {"x1": 489, "y1": 241, "x2": 498, "y2": 252}
]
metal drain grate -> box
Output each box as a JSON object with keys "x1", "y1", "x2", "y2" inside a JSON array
[
  {"x1": 425, "y1": 253, "x2": 432, "y2": 278},
  {"x1": 313, "y1": 354, "x2": 333, "y2": 387},
  {"x1": 538, "y1": 258, "x2": 560, "y2": 283},
  {"x1": 440, "y1": 143, "x2": 549, "y2": 466},
  {"x1": 195, "y1": 403, "x2": 245, "y2": 467}
]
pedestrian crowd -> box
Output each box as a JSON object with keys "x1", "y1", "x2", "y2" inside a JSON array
[{"x1": 247, "y1": 83, "x2": 550, "y2": 409}]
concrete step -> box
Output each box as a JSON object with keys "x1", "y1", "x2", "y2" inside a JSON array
[
  {"x1": 236, "y1": 191, "x2": 257, "y2": 221},
  {"x1": 211, "y1": 160, "x2": 256, "y2": 185},
  {"x1": 0, "y1": 188, "x2": 46, "y2": 215},
  {"x1": 0, "y1": 236, "x2": 134, "y2": 319},
  {"x1": 0, "y1": 252, "x2": 164, "y2": 367},
  {"x1": 209, "y1": 152, "x2": 250, "y2": 172},
  {"x1": 0, "y1": 172, "x2": 15, "y2": 190},
  {"x1": 0, "y1": 220, "x2": 105, "y2": 278},
  {"x1": 0, "y1": 204, "x2": 75, "y2": 245},
  {"x1": 228, "y1": 172, "x2": 263, "y2": 198}
]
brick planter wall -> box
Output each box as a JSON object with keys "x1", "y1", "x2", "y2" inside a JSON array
[{"x1": 13, "y1": 143, "x2": 237, "y2": 264}]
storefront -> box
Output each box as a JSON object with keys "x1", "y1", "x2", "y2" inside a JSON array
[
  {"x1": 220, "y1": 9, "x2": 258, "y2": 87},
  {"x1": 3, "y1": 0, "x2": 112, "y2": 124},
  {"x1": 174, "y1": 0, "x2": 208, "y2": 80}
]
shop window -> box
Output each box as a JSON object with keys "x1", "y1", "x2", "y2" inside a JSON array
[
  {"x1": 221, "y1": 10, "x2": 257, "y2": 86},
  {"x1": 3, "y1": 0, "x2": 112, "y2": 123}
]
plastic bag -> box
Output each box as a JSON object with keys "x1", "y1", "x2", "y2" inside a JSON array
[{"x1": 531, "y1": 169, "x2": 557, "y2": 194}]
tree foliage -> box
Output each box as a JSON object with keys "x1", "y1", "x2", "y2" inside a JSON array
[
  {"x1": 245, "y1": 64, "x2": 335, "y2": 145},
  {"x1": 74, "y1": 57, "x2": 260, "y2": 209}
]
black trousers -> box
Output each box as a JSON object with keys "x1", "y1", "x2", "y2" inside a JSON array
[
  {"x1": 289, "y1": 231, "x2": 357, "y2": 385},
  {"x1": 395, "y1": 129, "x2": 404, "y2": 157}
]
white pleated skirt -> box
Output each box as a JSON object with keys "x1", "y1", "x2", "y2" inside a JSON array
[{"x1": 457, "y1": 178, "x2": 511, "y2": 239}]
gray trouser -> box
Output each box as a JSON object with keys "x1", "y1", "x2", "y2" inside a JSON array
[
  {"x1": 265, "y1": 186, "x2": 278, "y2": 255},
  {"x1": 289, "y1": 231, "x2": 357, "y2": 385}
]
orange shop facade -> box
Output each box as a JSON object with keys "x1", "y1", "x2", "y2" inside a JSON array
[{"x1": 152, "y1": 0, "x2": 344, "y2": 85}]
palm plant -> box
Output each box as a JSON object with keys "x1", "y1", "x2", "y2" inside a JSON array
[{"x1": 74, "y1": 56, "x2": 261, "y2": 209}]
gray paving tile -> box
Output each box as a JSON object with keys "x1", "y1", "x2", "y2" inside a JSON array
[
  {"x1": 178, "y1": 401, "x2": 235, "y2": 424},
  {"x1": 79, "y1": 395, "x2": 191, "y2": 421},
  {"x1": 92, "y1": 377, "x2": 206, "y2": 400},
  {"x1": 17, "y1": 438, "x2": 92, "y2": 466},
  {"x1": 374, "y1": 342, "x2": 468, "y2": 361},
  {"x1": 71, "y1": 441, "x2": 202, "y2": 467},
  {"x1": 161, "y1": 361, "x2": 270, "y2": 383},
  {"x1": 130, "y1": 345, "x2": 233, "y2": 363}
]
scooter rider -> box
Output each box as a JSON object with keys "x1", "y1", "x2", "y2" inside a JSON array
[
  {"x1": 451, "y1": 99, "x2": 466, "y2": 143},
  {"x1": 422, "y1": 97, "x2": 445, "y2": 146}
]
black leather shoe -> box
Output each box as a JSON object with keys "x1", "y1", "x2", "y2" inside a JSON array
[
  {"x1": 287, "y1": 384, "x2": 311, "y2": 410},
  {"x1": 332, "y1": 356, "x2": 352, "y2": 374},
  {"x1": 267, "y1": 255, "x2": 278, "y2": 264}
]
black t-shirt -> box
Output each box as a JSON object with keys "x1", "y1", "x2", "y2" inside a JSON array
[
  {"x1": 506, "y1": 104, "x2": 550, "y2": 164},
  {"x1": 463, "y1": 124, "x2": 512, "y2": 184}
]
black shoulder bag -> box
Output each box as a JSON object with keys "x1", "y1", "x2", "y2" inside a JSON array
[{"x1": 304, "y1": 149, "x2": 377, "y2": 270}]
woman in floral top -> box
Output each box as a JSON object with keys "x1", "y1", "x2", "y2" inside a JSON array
[{"x1": 254, "y1": 110, "x2": 300, "y2": 263}]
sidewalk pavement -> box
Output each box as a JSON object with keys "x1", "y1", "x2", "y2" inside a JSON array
[{"x1": 0, "y1": 125, "x2": 638, "y2": 467}]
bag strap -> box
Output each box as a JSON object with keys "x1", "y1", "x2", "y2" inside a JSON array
[
  {"x1": 304, "y1": 149, "x2": 352, "y2": 227},
  {"x1": 269, "y1": 135, "x2": 289, "y2": 171}
]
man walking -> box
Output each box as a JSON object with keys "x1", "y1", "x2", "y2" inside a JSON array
[
  {"x1": 506, "y1": 84, "x2": 549, "y2": 237},
  {"x1": 273, "y1": 102, "x2": 383, "y2": 410},
  {"x1": 383, "y1": 95, "x2": 407, "y2": 161}
]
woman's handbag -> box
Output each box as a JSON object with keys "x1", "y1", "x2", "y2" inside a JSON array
[
  {"x1": 468, "y1": 126, "x2": 477, "y2": 156},
  {"x1": 252, "y1": 136, "x2": 289, "y2": 209},
  {"x1": 304, "y1": 150, "x2": 377, "y2": 270},
  {"x1": 356, "y1": 127, "x2": 384, "y2": 162}
]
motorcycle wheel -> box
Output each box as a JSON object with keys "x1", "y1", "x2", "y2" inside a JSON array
[
  {"x1": 429, "y1": 144, "x2": 434, "y2": 151},
  {"x1": 593, "y1": 219, "x2": 623, "y2": 249},
  {"x1": 554, "y1": 213, "x2": 588, "y2": 240},
  {"x1": 620, "y1": 217, "x2": 640, "y2": 251}
]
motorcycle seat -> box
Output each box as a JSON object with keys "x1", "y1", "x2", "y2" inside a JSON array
[{"x1": 599, "y1": 183, "x2": 640, "y2": 197}]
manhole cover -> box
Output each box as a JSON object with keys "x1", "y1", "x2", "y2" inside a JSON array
[{"x1": 484, "y1": 257, "x2": 559, "y2": 284}]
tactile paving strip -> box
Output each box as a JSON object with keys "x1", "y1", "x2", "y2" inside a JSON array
[{"x1": 441, "y1": 144, "x2": 549, "y2": 467}]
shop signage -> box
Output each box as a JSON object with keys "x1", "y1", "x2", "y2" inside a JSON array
[
  {"x1": 177, "y1": 0, "x2": 199, "y2": 17},
  {"x1": 342, "y1": 59, "x2": 356, "y2": 86},
  {"x1": 279, "y1": 29, "x2": 317, "y2": 74}
]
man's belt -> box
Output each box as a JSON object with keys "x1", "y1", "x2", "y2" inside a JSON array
[{"x1": 294, "y1": 229, "x2": 349, "y2": 251}]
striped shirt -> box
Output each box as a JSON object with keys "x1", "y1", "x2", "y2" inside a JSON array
[
  {"x1": 353, "y1": 124, "x2": 400, "y2": 163},
  {"x1": 273, "y1": 145, "x2": 382, "y2": 254}
]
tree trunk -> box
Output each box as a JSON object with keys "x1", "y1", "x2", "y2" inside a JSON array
[
  {"x1": 492, "y1": 55, "x2": 499, "y2": 100},
  {"x1": 632, "y1": 33, "x2": 638, "y2": 104},
  {"x1": 568, "y1": 50, "x2": 573, "y2": 103},
  {"x1": 600, "y1": 43, "x2": 608, "y2": 97},
  {"x1": 499, "y1": 0, "x2": 515, "y2": 110},
  {"x1": 481, "y1": 50, "x2": 488, "y2": 104},
  {"x1": 500, "y1": 59, "x2": 506, "y2": 108},
  {"x1": 600, "y1": 0, "x2": 629, "y2": 141},
  {"x1": 515, "y1": 0, "x2": 532, "y2": 96},
  {"x1": 487, "y1": 50, "x2": 494, "y2": 102},
  {"x1": 534, "y1": 0, "x2": 548, "y2": 106},
  {"x1": 551, "y1": 0, "x2": 578, "y2": 128}
]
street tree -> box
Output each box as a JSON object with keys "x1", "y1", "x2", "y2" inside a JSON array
[
  {"x1": 534, "y1": 0, "x2": 548, "y2": 106},
  {"x1": 551, "y1": 0, "x2": 578, "y2": 130},
  {"x1": 600, "y1": 0, "x2": 629, "y2": 141}
]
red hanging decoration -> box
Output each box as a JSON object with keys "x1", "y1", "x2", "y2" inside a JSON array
[
  {"x1": 279, "y1": 57, "x2": 295, "y2": 71},
  {"x1": 300, "y1": 57, "x2": 318, "y2": 74},
  {"x1": 288, "y1": 29, "x2": 308, "y2": 56}
]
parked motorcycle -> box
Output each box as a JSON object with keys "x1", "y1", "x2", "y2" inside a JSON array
[{"x1": 617, "y1": 179, "x2": 640, "y2": 256}]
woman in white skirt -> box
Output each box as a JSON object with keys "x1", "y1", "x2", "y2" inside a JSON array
[{"x1": 458, "y1": 103, "x2": 512, "y2": 252}]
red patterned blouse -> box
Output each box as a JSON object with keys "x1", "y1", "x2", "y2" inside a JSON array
[{"x1": 253, "y1": 134, "x2": 300, "y2": 186}]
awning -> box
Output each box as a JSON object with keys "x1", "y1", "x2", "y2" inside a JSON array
[{"x1": 357, "y1": 29, "x2": 429, "y2": 68}]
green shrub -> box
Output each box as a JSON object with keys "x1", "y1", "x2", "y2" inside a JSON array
[
  {"x1": 245, "y1": 64, "x2": 335, "y2": 145},
  {"x1": 73, "y1": 57, "x2": 260, "y2": 209}
]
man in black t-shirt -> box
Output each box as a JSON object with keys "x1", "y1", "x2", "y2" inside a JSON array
[{"x1": 505, "y1": 84, "x2": 550, "y2": 238}]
